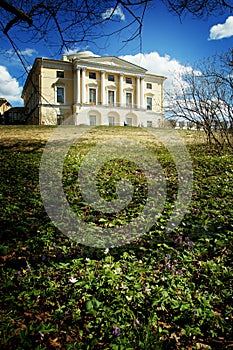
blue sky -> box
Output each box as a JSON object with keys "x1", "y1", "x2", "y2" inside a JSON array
[{"x1": 0, "y1": 1, "x2": 232, "y2": 106}]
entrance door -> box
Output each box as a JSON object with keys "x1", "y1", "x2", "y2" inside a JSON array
[
  {"x1": 57, "y1": 114, "x2": 64, "y2": 125},
  {"x1": 89, "y1": 115, "x2": 96, "y2": 126},
  {"x1": 126, "y1": 117, "x2": 132, "y2": 126},
  {"x1": 108, "y1": 116, "x2": 115, "y2": 126}
]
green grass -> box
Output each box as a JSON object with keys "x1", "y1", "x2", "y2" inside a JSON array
[{"x1": 0, "y1": 126, "x2": 232, "y2": 349}]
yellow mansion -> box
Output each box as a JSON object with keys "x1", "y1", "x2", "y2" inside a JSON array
[{"x1": 22, "y1": 51, "x2": 166, "y2": 126}]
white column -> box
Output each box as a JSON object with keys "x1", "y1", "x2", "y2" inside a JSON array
[
  {"x1": 82, "y1": 68, "x2": 86, "y2": 104},
  {"x1": 119, "y1": 74, "x2": 123, "y2": 106},
  {"x1": 140, "y1": 77, "x2": 145, "y2": 109},
  {"x1": 74, "y1": 69, "x2": 77, "y2": 104},
  {"x1": 136, "y1": 76, "x2": 140, "y2": 109},
  {"x1": 76, "y1": 68, "x2": 80, "y2": 104},
  {"x1": 101, "y1": 71, "x2": 105, "y2": 105}
]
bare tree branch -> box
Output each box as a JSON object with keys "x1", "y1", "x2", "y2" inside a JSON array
[
  {"x1": 167, "y1": 51, "x2": 233, "y2": 150},
  {"x1": 1, "y1": 0, "x2": 32, "y2": 33},
  {"x1": 162, "y1": 0, "x2": 233, "y2": 18},
  {"x1": 1, "y1": 0, "x2": 232, "y2": 57}
]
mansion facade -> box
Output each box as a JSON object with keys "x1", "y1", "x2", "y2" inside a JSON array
[{"x1": 22, "y1": 51, "x2": 166, "y2": 127}]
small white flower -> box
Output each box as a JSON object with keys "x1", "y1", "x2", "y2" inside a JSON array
[
  {"x1": 104, "y1": 248, "x2": 109, "y2": 254},
  {"x1": 68, "y1": 277, "x2": 78, "y2": 283},
  {"x1": 121, "y1": 283, "x2": 128, "y2": 290},
  {"x1": 126, "y1": 295, "x2": 132, "y2": 301},
  {"x1": 104, "y1": 264, "x2": 110, "y2": 268},
  {"x1": 39, "y1": 331, "x2": 44, "y2": 340},
  {"x1": 143, "y1": 284, "x2": 151, "y2": 294},
  {"x1": 114, "y1": 267, "x2": 122, "y2": 275},
  {"x1": 85, "y1": 257, "x2": 90, "y2": 261}
]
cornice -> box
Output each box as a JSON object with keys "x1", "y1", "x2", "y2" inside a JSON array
[
  {"x1": 145, "y1": 74, "x2": 167, "y2": 82},
  {"x1": 41, "y1": 59, "x2": 72, "y2": 71},
  {"x1": 74, "y1": 59, "x2": 146, "y2": 77}
]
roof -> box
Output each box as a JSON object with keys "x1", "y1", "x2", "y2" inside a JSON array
[{"x1": 0, "y1": 98, "x2": 11, "y2": 107}]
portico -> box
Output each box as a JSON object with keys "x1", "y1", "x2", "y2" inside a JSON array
[{"x1": 74, "y1": 64, "x2": 146, "y2": 110}]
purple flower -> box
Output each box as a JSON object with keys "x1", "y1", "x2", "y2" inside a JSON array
[
  {"x1": 175, "y1": 269, "x2": 183, "y2": 275},
  {"x1": 16, "y1": 270, "x2": 22, "y2": 278},
  {"x1": 166, "y1": 263, "x2": 174, "y2": 270},
  {"x1": 183, "y1": 236, "x2": 195, "y2": 248},
  {"x1": 112, "y1": 326, "x2": 120, "y2": 337},
  {"x1": 164, "y1": 254, "x2": 171, "y2": 262},
  {"x1": 174, "y1": 235, "x2": 182, "y2": 245}
]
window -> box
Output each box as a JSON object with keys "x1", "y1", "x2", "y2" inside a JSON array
[
  {"x1": 126, "y1": 92, "x2": 132, "y2": 106},
  {"x1": 89, "y1": 115, "x2": 96, "y2": 126},
  {"x1": 89, "y1": 88, "x2": 96, "y2": 104},
  {"x1": 108, "y1": 74, "x2": 115, "y2": 82},
  {"x1": 146, "y1": 83, "x2": 152, "y2": 89},
  {"x1": 108, "y1": 90, "x2": 115, "y2": 105},
  {"x1": 57, "y1": 71, "x2": 64, "y2": 78},
  {"x1": 147, "y1": 121, "x2": 152, "y2": 127},
  {"x1": 89, "y1": 72, "x2": 96, "y2": 79},
  {"x1": 146, "y1": 97, "x2": 152, "y2": 110},
  {"x1": 126, "y1": 77, "x2": 132, "y2": 84},
  {"x1": 57, "y1": 87, "x2": 64, "y2": 103},
  {"x1": 108, "y1": 116, "x2": 115, "y2": 126}
]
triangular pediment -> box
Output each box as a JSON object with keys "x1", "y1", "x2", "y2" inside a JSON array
[{"x1": 77, "y1": 56, "x2": 147, "y2": 74}]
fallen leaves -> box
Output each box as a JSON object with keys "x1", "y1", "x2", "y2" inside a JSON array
[{"x1": 49, "y1": 338, "x2": 62, "y2": 347}]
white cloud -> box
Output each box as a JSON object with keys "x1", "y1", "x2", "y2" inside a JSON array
[
  {"x1": 120, "y1": 52, "x2": 194, "y2": 92},
  {"x1": 20, "y1": 48, "x2": 37, "y2": 57},
  {"x1": 0, "y1": 66, "x2": 23, "y2": 105},
  {"x1": 102, "y1": 5, "x2": 125, "y2": 21},
  {"x1": 6, "y1": 48, "x2": 37, "y2": 57},
  {"x1": 209, "y1": 16, "x2": 233, "y2": 40},
  {"x1": 63, "y1": 46, "x2": 82, "y2": 55},
  {"x1": 1, "y1": 48, "x2": 38, "y2": 69}
]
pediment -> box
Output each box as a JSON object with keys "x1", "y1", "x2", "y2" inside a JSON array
[
  {"x1": 77, "y1": 56, "x2": 147, "y2": 74},
  {"x1": 87, "y1": 82, "x2": 98, "y2": 87},
  {"x1": 106, "y1": 84, "x2": 117, "y2": 90},
  {"x1": 52, "y1": 79, "x2": 65, "y2": 87},
  {"x1": 123, "y1": 87, "x2": 134, "y2": 92}
]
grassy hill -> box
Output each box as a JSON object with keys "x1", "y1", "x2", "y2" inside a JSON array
[{"x1": 0, "y1": 126, "x2": 232, "y2": 349}]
